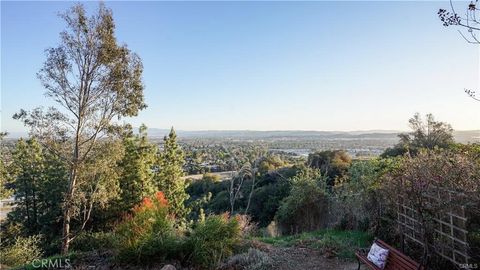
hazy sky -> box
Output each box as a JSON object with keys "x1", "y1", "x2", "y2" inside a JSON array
[{"x1": 1, "y1": 1, "x2": 479, "y2": 132}]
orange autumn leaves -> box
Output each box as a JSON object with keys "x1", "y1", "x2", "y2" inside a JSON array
[{"x1": 134, "y1": 191, "x2": 169, "y2": 213}]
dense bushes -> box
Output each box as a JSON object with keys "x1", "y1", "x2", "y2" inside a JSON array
[
  {"x1": 186, "y1": 166, "x2": 297, "y2": 227},
  {"x1": 114, "y1": 191, "x2": 241, "y2": 268},
  {"x1": 1, "y1": 235, "x2": 43, "y2": 267},
  {"x1": 70, "y1": 231, "x2": 116, "y2": 252},
  {"x1": 184, "y1": 214, "x2": 241, "y2": 268},
  {"x1": 382, "y1": 149, "x2": 480, "y2": 265},
  {"x1": 248, "y1": 169, "x2": 293, "y2": 227},
  {"x1": 115, "y1": 191, "x2": 178, "y2": 263},
  {"x1": 332, "y1": 158, "x2": 400, "y2": 239},
  {"x1": 275, "y1": 168, "x2": 330, "y2": 234},
  {"x1": 307, "y1": 150, "x2": 351, "y2": 186}
]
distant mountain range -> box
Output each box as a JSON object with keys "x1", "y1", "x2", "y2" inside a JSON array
[
  {"x1": 5, "y1": 129, "x2": 480, "y2": 143},
  {"x1": 144, "y1": 128, "x2": 480, "y2": 143}
]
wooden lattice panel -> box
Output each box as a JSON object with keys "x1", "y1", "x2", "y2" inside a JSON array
[{"x1": 397, "y1": 199, "x2": 471, "y2": 266}]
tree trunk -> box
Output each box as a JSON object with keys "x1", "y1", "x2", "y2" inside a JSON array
[
  {"x1": 62, "y1": 99, "x2": 82, "y2": 254},
  {"x1": 61, "y1": 205, "x2": 71, "y2": 255},
  {"x1": 61, "y1": 163, "x2": 78, "y2": 254},
  {"x1": 244, "y1": 173, "x2": 255, "y2": 215},
  {"x1": 61, "y1": 171, "x2": 76, "y2": 254},
  {"x1": 31, "y1": 176, "x2": 38, "y2": 229},
  {"x1": 23, "y1": 176, "x2": 31, "y2": 228}
]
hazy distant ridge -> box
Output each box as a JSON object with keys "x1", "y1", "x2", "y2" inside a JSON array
[
  {"x1": 145, "y1": 128, "x2": 480, "y2": 143},
  {"x1": 5, "y1": 129, "x2": 479, "y2": 143}
]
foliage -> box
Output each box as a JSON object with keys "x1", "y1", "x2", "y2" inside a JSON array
[
  {"x1": 258, "y1": 229, "x2": 372, "y2": 259},
  {"x1": 202, "y1": 172, "x2": 221, "y2": 182},
  {"x1": 383, "y1": 149, "x2": 480, "y2": 264},
  {"x1": 332, "y1": 158, "x2": 400, "y2": 238},
  {"x1": 187, "y1": 192, "x2": 212, "y2": 222},
  {"x1": 9, "y1": 138, "x2": 45, "y2": 234},
  {"x1": 1, "y1": 235, "x2": 43, "y2": 267},
  {"x1": 14, "y1": 253, "x2": 78, "y2": 270},
  {"x1": 438, "y1": 1, "x2": 480, "y2": 45},
  {"x1": 230, "y1": 160, "x2": 260, "y2": 215},
  {"x1": 6, "y1": 138, "x2": 67, "y2": 249},
  {"x1": 13, "y1": 2, "x2": 146, "y2": 254},
  {"x1": 438, "y1": 1, "x2": 480, "y2": 100},
  {"x1": 156, "y1": 128, "x2": 190, "y2": 222},
  {"x1": 275, "y1": 167, "x2": 329, "y2": 234},
  {"x1": 235, "y1": 214, "x2": 258, "y2": 237},
  {"x1": 381, "y1": 113, "x2": 454, "y2": 157},
  {"x1": 5, "y1": 137, "x2": 122, "y2": 255},
  {"x1": 183, "y1": 141, "x2": 269, "y2": 175},
  {"x1": 117, "y1": 124, "x2": 157, "y2": 213},
  {"x1": 0, "y1": 132, "x2": 13, "y2": 199},
  {"x1": 186, "y1": 173, "x2": 223, "y2": 200},
  {"x1": 188, "y1": 165, "x2": 298, "y2": 227},
  {"x1": 70, "y1": 231, "x2": 115, "y2": 252},
  {"x1": 184, "y1": 214, "x2": 241, "y2": 269},
  {"x1": 307, "y1": 150, "x2": 351, "y2": 186},
  {"x1": 257, "y1": 155, "x2": 287, "y2": 174},
  {"x1": 72, "y1": 138, "x2": 124, "y2": 233},
  {"x1": 207, "y1": 190, "x2": 232, "y2": 213},
  {"x1": 115, "y1": 191, "x2": 241, "y2": 268},
  {"x1": 115, "y1": 191, "x2": 179, "y2": 264},
  {"x1": 247, "y1": 169, "x2": 293, "y2": 227}
]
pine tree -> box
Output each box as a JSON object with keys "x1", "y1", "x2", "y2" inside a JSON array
[
  {"x1": 6, "y1": 138, "x2": 68, "y2": 244},
  {"x1": 118, "y1": 124, "x2": 157, "y2": 212},
  {"x1": 10, "y1": 138, "x2": 44, "y2": 234},
  {"x1": 155, "y1": 127, "x2": 190, "y2": 221},
  {"x1": 0, "y1": 132, "x2": 12, "y2": 199}
]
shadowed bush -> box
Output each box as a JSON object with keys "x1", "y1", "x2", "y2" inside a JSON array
[
  {"x1": 1, "y1": 235, "x2": 43, "y2": 267},
  {"x1": 220, "y1": 248, "x2": 273, "y2": 270},
  {"x1": 184, "y1": 214, "x2": 241, "y2": 269},
  {"x1": 70, "y1": 231, "x2": 115, "y2": 252}
]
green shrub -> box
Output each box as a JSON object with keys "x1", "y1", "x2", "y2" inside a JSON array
[
  {"x1": 184, "y1": 214, "x2": 241, "y2": 269},
  {"x1": 248, "y1": 178, "x2": 291, "y2": 227},
  {"x1": 332, "y1": 158, "x2": 399, "y2": 238},
  {"x1": 115, "y1": 191, "x2": 180, "y2": 264},
  {"x1": 70, "y1": 231, "x2": 115, "y2": 252},
  {"x1": 275, "y1": 168, "x2": 329, "y2": 234},
  {"x1": 1, "y1": 235, "x2": 43, "y2": 267}
]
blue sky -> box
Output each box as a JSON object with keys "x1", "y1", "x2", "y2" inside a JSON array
[{"x1": 1, "y1": 1, "x2": 479, "y2": 132}]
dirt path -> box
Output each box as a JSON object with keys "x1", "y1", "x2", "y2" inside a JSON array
[
  {"x1": 68, "y1": 243, "x2": 363, "y2": 270},
  {"x1": 245, "y1": 240, "x2": 360, "y2": 270},
  {"x1": 266, "y1": 246, "x2": 359, "y2": 270}
]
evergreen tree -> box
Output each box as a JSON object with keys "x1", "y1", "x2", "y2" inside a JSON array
[
  {"x1": 9, "y1": 139, "x2": 44, "y2": 234},
  {"x1": 155, "y1": 127, "x2": 190, "y2": 221},
  {"x1": 118, "y1": 124, "x2": 157, "y2": 212},
  {"x1": 7, "y1": 139, "x2": 68, "y2": 243},
  {"x1": 0, "y1": 132, "x2": 13, "y2": 199}
]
